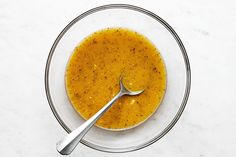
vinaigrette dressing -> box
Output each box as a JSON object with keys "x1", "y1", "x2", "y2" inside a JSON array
[{"x1": 66, "y1": 28, "x2": 166, "y2": 130}]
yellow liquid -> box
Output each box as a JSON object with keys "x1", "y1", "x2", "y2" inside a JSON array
[{"x1": 66, "y1": 28, "x2": 166, "y2": 130}]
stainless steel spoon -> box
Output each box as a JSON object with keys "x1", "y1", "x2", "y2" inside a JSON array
[{"x1": 56, "y1": 77, "x2": 144, "y2": 155}]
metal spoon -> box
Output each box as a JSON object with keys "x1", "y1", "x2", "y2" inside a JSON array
[{"x1": 56, "y1": 77, "x2": 144, "y2": 155}]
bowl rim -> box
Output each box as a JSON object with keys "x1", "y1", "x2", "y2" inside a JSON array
[{"x1": 45, "y1": 4, "x2": 191, "y2": 153}]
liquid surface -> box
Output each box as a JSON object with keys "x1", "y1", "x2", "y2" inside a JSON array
[{"x1": 66, "y1": 28, "x2": 166, "y2": 130}]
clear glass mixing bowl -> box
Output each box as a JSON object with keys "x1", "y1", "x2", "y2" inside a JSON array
[{"x1": 45, "y1": 4, "x2": 191, "y2": 153}]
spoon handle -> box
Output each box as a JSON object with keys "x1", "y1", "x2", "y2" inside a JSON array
[{"x1": 56, "y1": 91, "x2": 123, "y2": 155}]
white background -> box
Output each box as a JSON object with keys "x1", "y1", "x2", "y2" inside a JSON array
[{"x1": 0, "y1": 0, "x2": 236, "y2": 156}]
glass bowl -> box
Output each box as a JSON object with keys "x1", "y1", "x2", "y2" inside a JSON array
[{"x1": 45, "y1": 4, "x2": 191, "y2": 153}]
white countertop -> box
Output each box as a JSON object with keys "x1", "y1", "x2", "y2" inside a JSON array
[{"x1": 1, "y1": 0, "x2": 236, "y2": 156}]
